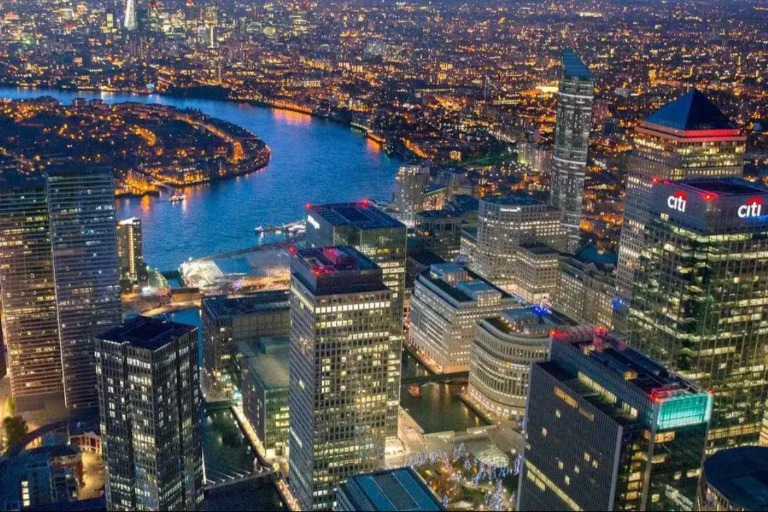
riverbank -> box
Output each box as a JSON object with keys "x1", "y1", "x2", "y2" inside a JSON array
[{"x1": 3, "y1": 82, "x2": 418, "y2": 163}]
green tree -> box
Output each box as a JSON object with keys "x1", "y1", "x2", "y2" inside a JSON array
[{"x1": 3, "y1": 415, "x2": 28, "y2": 448}]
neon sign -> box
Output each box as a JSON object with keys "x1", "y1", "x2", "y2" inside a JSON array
[
  {"x1": 738, "y1": 196, "x2": 764, "y2": 218},
  {"x1": 667, "y1": 191, "x2": 688, "y2": 212}
]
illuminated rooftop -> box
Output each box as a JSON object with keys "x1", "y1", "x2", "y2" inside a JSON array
[
  {"x1": 645, "y1": 89, "x2": 736, "y2": 131},
  {"x1": 98, "y1": 315, "x2": 196, "y2": 351}
]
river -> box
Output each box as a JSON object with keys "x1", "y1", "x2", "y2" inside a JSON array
[{"x1": 0, "y1": 87, "x2": 400, "y2": 270}]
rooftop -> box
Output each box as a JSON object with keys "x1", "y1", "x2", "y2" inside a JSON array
[
  {"x1": 339, "y1": 467, "x2": 445, "y2": 511},
  {"x1": 295, "y1": 246, "x2": 378, "y2": 275},
  {"x1": 98, "y1": 316, "x2": 196, "y2": 351},
  {"x1": 308, "y1": 201, "x2": 405, "y2": 230},
  {"x1": 562, "y1": 48, "x2": 593, "y2": 80},
  {"x1": 423, "y1": 263, "x2": 512, "y2": 303},
  {"x1": 673, "y1": 177, "x2": 768, "y2": 196},
  {"x1": 481, "y1": 193, "x2": 544, "y2": 207},
  {"x1": 237, "y1": 337, "x2": 290, "y2": 390},
  {"x1": 485, "y1": 306, "x2": 576, "y2": 336},
  {"x1": 703, "y1": 446, "x2": 768, "y2": 511},
  {"x1": 573, "y1": 242, "x2": 617, "y2": 268},
  {"x1": 645, "y1": 89, "x2": 736, "y2": 131},
  {"x1": 203, "y1": 290, "x2": 290, "y2": 319}
]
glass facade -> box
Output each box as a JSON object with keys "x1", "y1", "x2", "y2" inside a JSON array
[
  {"x1": 549, "y1": 48, "x2": 595, "y2": 253},
  {"x1": 627, "y1": 179, "x2": 768, "y2": 450},
  {"x1": 47, "y1": 167, "x2": 122, "y2": 412},
  {"x1": 0, "y1": 173, "x2": 64, "y2": 409},
  {"x1": 96, "y1": 316, "x2": 204, "y2": 511},
  {"x1": 518, "y1": 329, "x2": 710, "y2": 511}
]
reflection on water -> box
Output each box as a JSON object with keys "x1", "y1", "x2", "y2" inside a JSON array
[
  {"x1": 0, "y1": 87, "x2": 400, "y2": 270},
  {"x1": 400, "y1": 382, "x2": 488, "y2": 434}
]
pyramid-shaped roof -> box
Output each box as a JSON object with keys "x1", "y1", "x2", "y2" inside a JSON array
[
  {"x1": 645, "y1": 89, "x2": 736, "y2": 131},
  {"x1": 562, "y1": 48, "x2": 593, "y2": 80}
]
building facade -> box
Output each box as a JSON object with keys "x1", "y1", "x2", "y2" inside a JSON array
[
  {"x1": 96, "y1": 316, "x2": 203, "y2": 511},
  {"x1": 627, "y1": 178, "x2": 768, "y2": 450},
  {"x1": 518, "y1": 329, "x2": 711, "y2": 511},
  {"x1": 47, "y1": 167, "x2": 122, "y2": 413},
  {"x1": 468, "y1": 307, "x2": 575, "y2": 420},
  {"x1": 306, "y1": 202, "x2": 406, "y2": 437},
  {"x1": 0, "y1": 172, "x2": 64, "y2": 412},
  {"x1": 549, "y1": 48, "x2": 595, "y2": 253},
  {"x1": 554, "y1": 243, "x2": 616, "y2": 328},
  {"x1": 410, "y1": 263, "x2": 516, "y2": 373},
  {"x1": 471, "y1": 194, "x2": 566, "y2": 296},
  {"x1": 288, "y1": 247, "x2": 392, "y2": 510},
  {"x1": 393, "y1": 165, "x2": 431, "y2": 227},
  {"x1": 116, "y1": 217, "x2": 145, "y2": 283},
  {"x1": 615, "y1": 89, "x2": 745, "y2": 323},
  {"x1": 201, "y1": 290, "x2": 290, "y2": 393}
]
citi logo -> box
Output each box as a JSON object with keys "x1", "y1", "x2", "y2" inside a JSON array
[
  {"x1": 738, "y1": 196, "x2": 764, "y2": 218},
  {"x1": 667, "y1": 191, "x2": 688, "y2": 212}
]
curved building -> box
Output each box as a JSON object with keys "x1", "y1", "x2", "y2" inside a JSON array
[
  {"x1": 697, "y1": 446, "x2": 768, "y2": 511},
  {"x1": 468, "y1": 307, "x2": 577, "y2": 420}
]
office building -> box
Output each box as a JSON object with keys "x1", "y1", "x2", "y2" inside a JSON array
[
  {"x1": 468, "y1": 307, "x2": 575, "y2": 420},
  {"x1": 201, "y1": 290, "x2": 290, "y2": 392},
  {"x1": 697, "y1": 446, "x2": 768, "y2": 511},
  {"x1": 410, "y1": 263, "x2": 516, "y2": 373},
  {"x1": 0, "y1": 172, "x2": 64, "y2": 413},
  {"x1": 550, "y1": 49, "x2": 595, "y2": 253},
  {"x1": 554, "y1": 243, "x2": 616, "y2": 328},
  {"x1": 124, "y1": 0, "x2": 136, "y2": 31},
  {"x1": 627, "y1": 178, "x2": 768, "y2": 449},
  {"x1": 237, "y1": 336, "x2": 290, "y2": 458},
  {"x1": 116, "y1": 217, "x2": 145, "y2": 283},
  {"x1": 335, "y1": 467, "x2": 445, "y2": 512},
  {"x1": 288, "y1": 247, "x2": 392, "y2": 510},
  {"x1": 471, "y1": 194, "x2": 566, "y2": 294},
  {"x1": 393, "y1": 165, "x2": 431, "y2": 227},
  {"x1": 413, "y1": 195, "x2": 479, "y2": 261},
  {"x1": 96, "y1": 316, "x2": 203, "y2": 511},
  {"x1": 518, "y1": 329, "x2": 711, "y2": 511},
  {"x1": 47, "y1": 167, "x2": 122, "y2": 413},
  {"x1": 306, "y1": 202, "x2": 406, "y2": 437},
  {"x1": 615, "y1": 89, "x2": 745, "y2": 321},
  {"x1": 514, "y1": 243, "x2": 561, "y2": 305},
  {"x1": 0, "y1": 445, "x2": 82, "y2": 510}
]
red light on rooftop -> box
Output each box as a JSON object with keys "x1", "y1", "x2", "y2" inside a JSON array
[
  {"x1": 708, "y1": 389, "x2": 716, "y2": 396},
  {"x1": 288, "y1": 246, "x2": 298, "y2": 255},
  {"x1": 359, "y1": 199, "x2": 371, "y2": 207},
  {"x1": 702, "y1": 192, "x2": 718, "y2": 201},
  {"x1": 306, "y1": 203, "x2": 313, "y2": 210}
]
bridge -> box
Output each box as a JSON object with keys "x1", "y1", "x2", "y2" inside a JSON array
[
  {"x1": 401, "y1": 371, "x2": 469, "y2": 385},
  {"x1": 204, "y1": 465, "x2": 276, "y2": 494},
  {"x1": 203, "y1": 399, "x2": 240, "y2": 413}
]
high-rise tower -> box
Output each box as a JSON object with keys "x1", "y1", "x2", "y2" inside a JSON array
[
  {"x1": 47, "y1": 167, "x2": 122, "y2": 413},
  {"x1": 627, "y1": 178, "x2": 768, "y2": 450},
  {"x1": 549, "y1": 48, "x2": 595, "y2": 253},
  {"x1": 615, "y1": 90, "x2": 745, "y2": 323},
  {"x1": 287, "y1": 247, "x2": 391, "y2": 510},
  {"x1": 124, "y1": 0, "x2": 137, "y2": 32}
]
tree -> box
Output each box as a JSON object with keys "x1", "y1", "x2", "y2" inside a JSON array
[{"x1": 3, "y1": 415, "x2": 28, "y2": 448}]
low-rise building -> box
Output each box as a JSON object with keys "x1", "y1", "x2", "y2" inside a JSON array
[{"x1": 335, "y1": 467, "x2": 445, "y2": 511}]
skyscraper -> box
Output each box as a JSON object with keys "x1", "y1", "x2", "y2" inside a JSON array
[
  {"x1": 0, "y1": 172, "x2": 64, "y2": 414},
  {"x1": 116, "y1": 217, "x2": 145, "y2": 283},
  {"x1": 518, "y1": 329, "x2": 711, "y2": 511},
  {"x1": 96, "y1": 316, "x2": 203, "y2": 511},
  {"x1": 288, "y1": 247, "x2": 392, "y2": 510},
  {"x1": 471, "y1": 194, "x2": 566, "y2": 296},
  {"x1": 549, "y1": 48, "x2": 595, "y2": 253},
  {"x1": 47, "y1": 167, "x2": 122, "y2": 413},
  {"x1": 615, "y1": 90, "x2": 745, "y2": 321},
  {"x1": 306, "y1": 202, "x2": 406, "y2": 437},
  {"x1": 124, "y1": 0, "x2": 137, "y2": 32},
  {"x1": 627, "y1": 178, "x2": 768, "y2": 450},
  {"x1": 393, "y1": 165, "x2": 431, "y2": 227}
]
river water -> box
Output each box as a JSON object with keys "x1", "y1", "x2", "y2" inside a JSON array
[{"x1": 0, "y1": 87, "x2": 400, "y2": 270}]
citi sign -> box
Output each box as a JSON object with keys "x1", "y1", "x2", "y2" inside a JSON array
[
  {"x1": 738, "y1": 196, "x2": 764, "y2": 218},
  {"x1": 667, "y1": 191, "x2": 688, "y2": 212}
]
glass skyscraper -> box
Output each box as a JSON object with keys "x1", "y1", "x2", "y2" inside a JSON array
[
  {"x1": 96, "y1": 316, "x2": 204, "y2": 511},
  {"x1": 306, "y1": 202, "x2": 405, "y2": 438},
  {"x1": 287, "y1": 247, "x2": 391, "y2": 510},
  {"x1": 0, "y1": 172, "x2": 64, "y2": 413},
  {"x1": 549, "y1": 48, "x2": 595, "y2": 254},
  {"x1": 47, "y1": 167, "x2": 122, "y2": 413},
  {"x1": 518, "y1": 329, "x2": 711, "y2": 511},
  {"x1": 615, "y1": 89, "x2": 745, "y2": 324},
  {"x1": 627, "y1": 178, "x2": 768, "y2": 450}
]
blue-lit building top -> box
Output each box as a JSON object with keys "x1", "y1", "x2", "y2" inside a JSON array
[
  {"x1": 518, "y1": 329, "x2": 710, "y2": 511},
  {"x1": 335, "y1": 467, "x2": 445, "y2": 512}
]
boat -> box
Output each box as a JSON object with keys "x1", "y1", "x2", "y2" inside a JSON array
[{"x1": 169, "y1": 194, "x2": 186, "y2": 203}]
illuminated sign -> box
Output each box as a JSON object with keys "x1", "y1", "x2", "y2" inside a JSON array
[
  {"x1": 307, "y1": 214, "x2": 320, "y2": 230},
  {"x1": 667, "y1": 191, "x2": 688, "y2": 212},
  {"x1": 738, "y1": 196, "x2": 764, "y2": 218}
]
